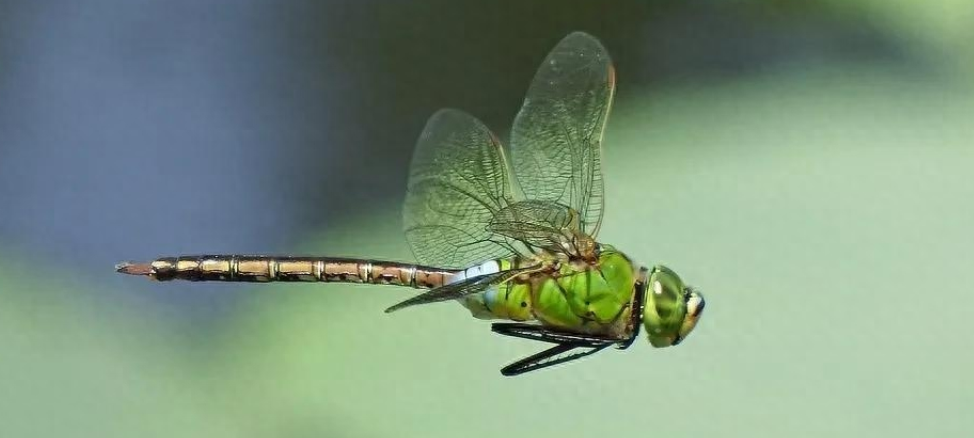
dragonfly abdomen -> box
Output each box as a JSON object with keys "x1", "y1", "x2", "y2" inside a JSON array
[{"x1": 116, "y1": 255, "x2": 456, "y2": 289}]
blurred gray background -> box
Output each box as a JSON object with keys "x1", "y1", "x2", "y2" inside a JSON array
[{"x1": 1, "y1": 1, "x2": 971, "y2": 437}]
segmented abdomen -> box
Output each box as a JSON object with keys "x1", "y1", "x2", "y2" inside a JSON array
[{"x1": 136, "y1": 255, "x2": 455, "y2": 288}]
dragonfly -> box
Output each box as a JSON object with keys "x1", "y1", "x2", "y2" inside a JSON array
[{"x1": 117, "y1": 31, "x2": 705, "y2": 376}]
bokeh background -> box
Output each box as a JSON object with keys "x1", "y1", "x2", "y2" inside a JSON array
[{"x1": 1, "y1": 1, "x2": 972, "y2": 437}]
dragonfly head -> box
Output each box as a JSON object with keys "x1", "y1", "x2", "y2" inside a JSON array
[{"x1": 642, "y1": 265, "x2": 705, "y2": 348}]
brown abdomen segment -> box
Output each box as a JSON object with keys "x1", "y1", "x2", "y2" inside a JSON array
[{"x1": 132, "y1": 255, "x2": 456, "y2": 289}]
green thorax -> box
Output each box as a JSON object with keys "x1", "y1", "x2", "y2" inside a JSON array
[{"x1": 460, "y1": 248, "x2": 637, "y2": 337}]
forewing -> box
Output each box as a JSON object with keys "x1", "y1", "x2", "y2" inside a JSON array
[
  {"x1": 403, "y1": 109, "x2": 520, "y2": 269},
  {"x1": 510, "y1": 32, "x2": 615, "y2": 237}
]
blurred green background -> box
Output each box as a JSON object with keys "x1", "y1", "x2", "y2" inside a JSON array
[{"x1": 1, "y1": 1, "x2": 972, "y2": 437}]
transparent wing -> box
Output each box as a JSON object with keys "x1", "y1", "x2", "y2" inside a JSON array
[
  {"x1": 487, "y1": 200, "x2": 581, "y2": 255},
  {"x1": 403, "y1": 109, "x2": 521, "y2": 269},
  {"x1": 510, "y1": 31, "x2": 616, "y2": 238}
]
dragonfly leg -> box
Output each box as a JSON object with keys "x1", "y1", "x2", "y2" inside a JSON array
[
  {"x1": 491, "y1": 323, "x2": 618, "y2": 376},
  {"x1": 499, "y1": 342, "x2": 613, "y2": 376},
  {"x1": 491, "y1": 322, "x2": 617, "y2": 346}
]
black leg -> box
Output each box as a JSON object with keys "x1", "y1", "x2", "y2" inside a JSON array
[
  {"x1": 491, "y1": 323, "x2": 618, "y2": 376},
  {"x1": 491, "y1": 322, "x2": 617, "y2": 346},
  {"x1": 500, "y1": 342, "x2": 613, "y2": 376}
]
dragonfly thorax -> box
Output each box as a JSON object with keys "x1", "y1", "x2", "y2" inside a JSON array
[{"x1": 452, "y1": 249, "x2": 638, "y2": 337}]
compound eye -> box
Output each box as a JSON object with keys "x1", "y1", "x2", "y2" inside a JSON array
[{"x1": 650, "y1": 267, "x2": 683, "y2": 319}]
